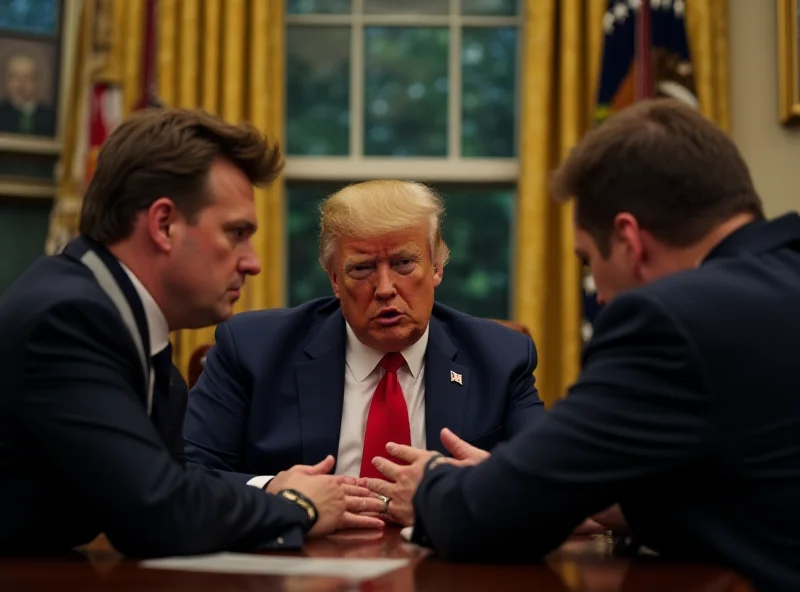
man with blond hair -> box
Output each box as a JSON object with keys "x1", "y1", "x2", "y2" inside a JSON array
[{"x1": 184, "y1": 180, "x2": 544, "y2": 527}]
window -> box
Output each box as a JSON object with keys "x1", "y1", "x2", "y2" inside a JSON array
[{"x1": 285, "y1": 0, "x2": 521, "y2": 319}]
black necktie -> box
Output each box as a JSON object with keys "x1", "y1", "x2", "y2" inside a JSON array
[{"x1": 151, "y1": 344, "x2": 173, "y2": 434}]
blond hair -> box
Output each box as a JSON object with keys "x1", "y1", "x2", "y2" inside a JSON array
[{"x1": 319, "y1": 180, "x2": 450, "y2": 272}]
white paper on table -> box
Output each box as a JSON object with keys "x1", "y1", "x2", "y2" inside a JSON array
[{"x1": 140, "y1": 552, "x2": 408, "y2": 581}]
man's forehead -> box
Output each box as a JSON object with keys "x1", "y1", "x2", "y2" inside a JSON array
[
  {"x1": 8, "y1": 56, "x2": 35, "y2": 71},
  {"x1": 341, "y1": 237, "x2": 423, "y2": 257}
]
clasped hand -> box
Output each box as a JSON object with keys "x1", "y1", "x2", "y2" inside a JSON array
[
  {"x1": 358, "y1": 427, "x2": 490, "y2": 526},
  {"x1": 265, "y1": 455, "x2": 386, "y2": 536},
  {"x1": 265, "y1": 429, "x2": 490, "y2": 534}
]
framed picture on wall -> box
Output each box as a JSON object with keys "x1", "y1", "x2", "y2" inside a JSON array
[
  {"x1": 0, "y1": 0, "x2": 78, "y2": 196},
  {"x1": 778, "y1": 0, "x2": 800, "y2": 124}
]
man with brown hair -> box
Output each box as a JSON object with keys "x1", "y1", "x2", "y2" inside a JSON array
[
  {"x1": 385, "y1": 99, "x2": 800, "y2": 589},
  {"x1": 0, "y1": 108, "x2": 348, "y2": 557}
]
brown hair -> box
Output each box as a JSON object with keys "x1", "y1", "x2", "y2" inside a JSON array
[
  {"x1": 549, "y1": 98, "x2": 763, "y2": 256},
  {"x1": 79, "y1": 107, "x2": 283, "y2": 244}
]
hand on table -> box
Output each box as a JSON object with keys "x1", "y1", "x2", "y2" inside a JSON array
[
  {"x1": 265, "y1": 455, "x2": 339, "y2": 493},
  {"x1": 359, "y1": 442, "x2": 439, "y2": 526},
  {"x1": 266, "y1": 455, "x2": 384, "y2": 532},
  {"x1": 271, "y1": 471, "x2": 346, "y2": 538}
]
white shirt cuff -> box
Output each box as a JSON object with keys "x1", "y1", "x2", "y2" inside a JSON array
[{"x1": 246, "y1": 475, "x2": 274, "y2": 490}]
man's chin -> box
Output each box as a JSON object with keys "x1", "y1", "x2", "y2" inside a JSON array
[{"x1": 367, "y1": 325, "x2": 421, "y2": 352}]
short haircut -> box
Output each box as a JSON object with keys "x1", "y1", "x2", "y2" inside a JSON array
[
  {"x1": 79, "y1": 107, "x2": 283, "y2": 244},
  {"x1": 549, "y1": 98, "x2": 764, "y2": 256},
  {"x1": 318, "y1": 180, "x2": 450, "y2": 272}
]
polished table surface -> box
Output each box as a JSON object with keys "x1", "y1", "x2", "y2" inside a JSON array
[{"x1": 1, "y1": 528, "x2": 755, "y2": 591}]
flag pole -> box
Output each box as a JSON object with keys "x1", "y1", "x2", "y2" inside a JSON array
[
  {"x1": 635, "y1": 0, "x2": 653, "y2": 100},
  {"x1": 135, "y1": 0, "x2": 158, "y2": 110}
]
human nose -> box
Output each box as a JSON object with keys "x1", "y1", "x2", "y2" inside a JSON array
[
  {"x1": 239, "y1": 247, "x2": 261, "y2": 276},
  {"x1": 374, "y1": 263, "x2": 396, "y2": 300}
]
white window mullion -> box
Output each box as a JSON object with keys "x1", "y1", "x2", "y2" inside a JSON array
[
  {"x1": 285, "y1": 15, "x2": 519, "y2": 26},
  {"x1": 284, "y1": 157, "x2": 518, "y2": 182},
  {"x1": 448, "y1": 0, "x2": 462, "y2": 160},
  {"x1": 351, "y1": 0, "x2": 365, "y2": 158}
]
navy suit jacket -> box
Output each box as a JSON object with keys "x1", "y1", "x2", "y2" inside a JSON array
[
  {"x1": 0, "y1": 238, "x2": 313, "y2": 557},
  {"x1": 411, "y1": 214, "x2": 800, "y2": 590},
  {"x1": 184, "y1": 298, "x2": 543, "y2": 484}
]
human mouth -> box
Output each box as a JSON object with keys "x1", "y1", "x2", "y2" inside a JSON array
[{"x1": 374, "y1": 308, "x2": 404, "y2": 326}]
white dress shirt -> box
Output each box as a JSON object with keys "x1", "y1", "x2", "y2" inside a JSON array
[
  {"x1": 119, "y1": 263, "x2": 170, "y2": 356},
  {"x1": 246, "y1": 323, "x2": 429, "y2": 489},
  {"x1": 119, "y1": 263, "x2": 170, "y2": 415},
  {"x1": 335, "y1": 322, "x2": 428, "y2": 477}
]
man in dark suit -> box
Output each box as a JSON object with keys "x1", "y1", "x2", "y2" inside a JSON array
[
  {"x1": 184, "y1": 180, "x2": 544, "y2": 528},
  {"x1": 373, "y1": 100, "x2": 800, "y2": 590},
  {"x1": 0, "y1": 108, "x2": 348, "y2": 557},
  {"x1": 0, "y1": 53, "x2": 56, "y2": 136}
]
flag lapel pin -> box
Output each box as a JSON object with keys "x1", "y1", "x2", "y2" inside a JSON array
[{"x1": 450, "y1": 370, "x2": 463, "y2": 385}]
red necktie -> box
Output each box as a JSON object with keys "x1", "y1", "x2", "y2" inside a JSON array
[{"x1": 359, "y1": 352, "x2": 411, "y2": 479}]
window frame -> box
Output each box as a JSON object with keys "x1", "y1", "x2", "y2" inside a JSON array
[
  {"x1": 283, "y1": 0, "x2": 522, "y2": 317},
  {"x1": 284, "y1": 0, "x2": 523, "y2": 183}
]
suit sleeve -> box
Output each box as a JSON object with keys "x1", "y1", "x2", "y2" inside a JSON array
[
  {"x1": 412, "y1": 292, "x2": 712, "y2": 561},
  {"x1": 20, "y1": 301, "x2": 309, "y2": 557},
  {"x1": 503, "y1": 335, "x2": 545, "y2": 437},
  {"x1": 184, "y1": 322, "x2": 260, "y2": 486}
]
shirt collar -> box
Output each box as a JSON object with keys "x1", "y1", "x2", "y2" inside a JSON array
[
  {"x1": 119, "y1": 262, "x2": 170, "y2": 356},
  {"x1": 345, "y1": 322, "x2": 429, "y2": 382}
]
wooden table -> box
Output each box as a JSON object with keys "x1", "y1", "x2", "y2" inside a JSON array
[{"x1": 0, "y1": 528, "x2": 755, "y2": 591}]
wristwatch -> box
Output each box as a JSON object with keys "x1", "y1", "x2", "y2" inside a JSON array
[{"x1": 277, "y1": 489, "x2": 318, "y2": 529}]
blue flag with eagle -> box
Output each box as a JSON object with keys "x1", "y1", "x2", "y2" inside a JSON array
[{"x1": 582, "y1": 0, "x2": 697, "y2": 343}]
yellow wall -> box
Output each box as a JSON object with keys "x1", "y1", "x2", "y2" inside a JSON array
[{"x1": 729, "y1": 0, "x2": 800, "y2": 217}]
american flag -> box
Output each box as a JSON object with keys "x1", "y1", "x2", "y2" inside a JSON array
[{"x1": 582, "y1": 0, "x2": 696, "y2": 343}]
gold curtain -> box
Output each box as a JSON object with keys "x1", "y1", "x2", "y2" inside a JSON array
[
  {"x1": 46, "y1": 0, "x2": 145, "y2": 254},
  {"x1": 515, "y1": 1, "x2": 730, "y2": 409},
  {"x1": 515, "y1": 0, "x2": 606, "y2": 409},
  {"x1": 685, "y1": 0, "x2": 730, "y2": 130},
  {"x1": 157, "y1": 0, "x2": 286, "y2": 376}
]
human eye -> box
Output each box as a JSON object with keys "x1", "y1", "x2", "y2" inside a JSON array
[
  {"x1": 346, "y1": 262, "x2": 374, "y2": 279},
  {"x1": 226, "y1": 223, "x2": 256, "y2": 244},
  {"x1": 393, "y1": 257, "x2": 417, "y2": 273}
]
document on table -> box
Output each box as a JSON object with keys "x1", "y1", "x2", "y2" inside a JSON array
[{"x1": 141, "y1": 553, "x2": 408, "y2": 581}]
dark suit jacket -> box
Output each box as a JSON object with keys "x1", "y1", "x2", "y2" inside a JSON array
[
  {"x1": 0, "y1": 99, "x2": 56, "y2": 136},
  {"x1": 0, "y1": 238, "x2": 313, "y2": 557},
  {"x1": 184, "y1": 298, "x2": 543, "y2": 484},
  {"x1": 162, "y1": 364, "x2": 189, "y2": 466},
  {"x1": 411, "y1": 214, "x2": 800, "y2": 590}
]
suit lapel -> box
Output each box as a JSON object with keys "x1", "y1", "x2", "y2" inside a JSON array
[
  {"x1": 295, "y1": 311, "x2": 347, "y2": 467},
  {"x1": 63, "y1": 237, "x2": 151, "y2": 358},
  {"x1": 63, "y1": 237, "x2": 152, "y2": 401},
  {"x1": 424, "y1": 318, "x2": 469, "y2": 454}
]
